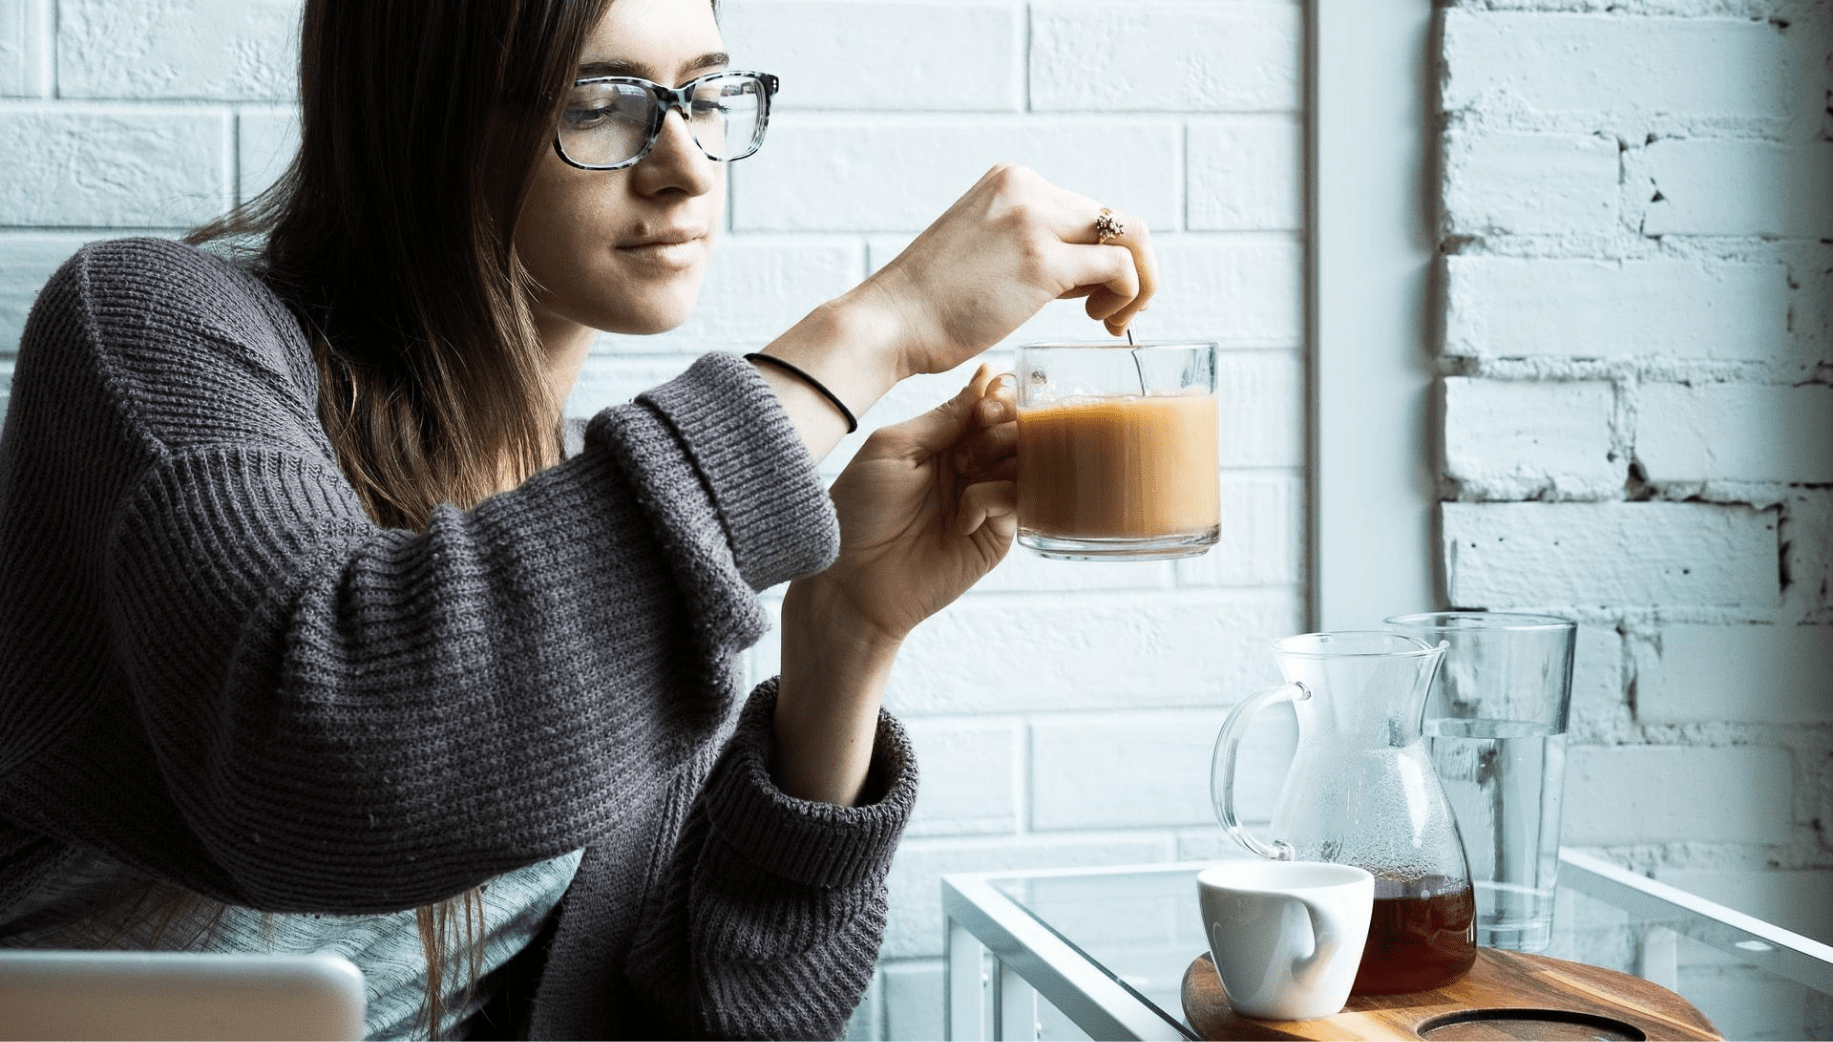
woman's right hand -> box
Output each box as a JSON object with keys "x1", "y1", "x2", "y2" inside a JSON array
[
  {"x1": 846, "y1": 163, "x2": 1159, "y2": 379},
  {"x1": 752, "y1": 164, "x2": 1156, "y2": 462}
]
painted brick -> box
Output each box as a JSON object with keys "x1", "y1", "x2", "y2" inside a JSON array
[
  {"x1": 882, "y1": 589, "x2": 1303, "y2": 716},
  {"x1": 0, "y1": 0, "x2": 49, "y2": 97},
  {"x1": 884, "y1": 835, "x2": 1175, "y2": 958},
  {"x1": 1030, "y1": 2, "x2": 1302, "y2": 113},
  {"x1": 721, "y1": 1, "x2": 1021, "y2": 112},
  {"x1": 1443, "y1": 378, "x2": 1618, "y2": 499},
  {"x1": 0, "y1": 234, "x2": 105, "y2": 355},
  {"x1": 1211, "y1": 350, "x2": 1304, "y2": 468},
  {"x1": 238, "y1": 108, "x2": 299, "y2": 205},
  {"x1": 1563, "y1": 744, "x2": 1794, "y2": 845},
  {"x1": 1173, "y1": 471, "x2": 1303, "y2": 588},
  {"x1": 731, "y1": 117, "x2": 1179, "y2": 233},
  {"x1": 1781, "y1": 489, "x2": 1833, "y2": 622},
  {"x1": 1442, "y1": 502, "x2": 1781, "y2": 610},
  {"x1": 1569, "y1": 625, "x2": 1625, "y2": 738},
  {"x1": 903, "y1": 720, "x2": 1019, "y2": 837},
  {"x1": 1636, "y1": 624, "x2": 1833, "y2": 725},
  {"x1": 881, "y1": 960, "x2": 943, "y2": 1042},
  {"x1": 57, "y1": 0, "x2": 296, "y2": 101},
  {"x1": 1642, "y1": 139, "x2": 1833, "y2": 238},
  {"x1": 1443, "y1": 257, "x2": 1791, "y2": 362},
  {"x1": 0, "y1": 109, "x2": 230, "y2": 228},
  {"x1": 1030, "y1": 707, "x2": 1297, "y2": 831},
  {"x1": 1187, "y1": 116, "x2": 1304, "y2": 231},
  {"x1": 1153, "y1": 237, "x2": 1305, "y2": 349},
  {"x1": 1636, "y1": 383, "x2": 1833, "y2": 485},
  {"x1": 1443, "y1": 13, "x2": 1795, "y2": 122},
  {"x1": 1442, "y1": 130, "x2": 1618, "y2": 237}
]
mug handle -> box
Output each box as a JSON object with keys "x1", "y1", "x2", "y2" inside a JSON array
[
  {"x1": 1210, "y1": 682, "x2": 1307, "y2": 861},
  {"x1": 1287, "y1": 893, "x2": 1342, "y2": 989},
  {"x1": 988, "y1": 372, "x2": 1018, "y2": 405}
]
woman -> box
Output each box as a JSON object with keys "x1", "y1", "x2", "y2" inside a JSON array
[{"x1": 0, "y1": 0, "x2": 1155, "y2": 1037}]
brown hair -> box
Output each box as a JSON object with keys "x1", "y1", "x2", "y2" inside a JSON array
[
  {"x1": 197, "y1": 0, "x2": 614, "y2": 529},
  {"x1": 190, "y1": 0, "x2": 615, "y2": 1034}
]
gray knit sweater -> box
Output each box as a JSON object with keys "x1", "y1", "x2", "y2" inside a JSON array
[{"x1": 0, "y1": 237, "x2": 916, "y2": 1039}]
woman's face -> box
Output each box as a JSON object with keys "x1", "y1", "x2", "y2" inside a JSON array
[{"x1": 516, "y1": 0, "x2": 727, "y2": 344}]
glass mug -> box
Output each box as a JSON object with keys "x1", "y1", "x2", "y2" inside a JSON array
[{"x1": 991, "y1": 340, "x2": 1220, "y2": 561}]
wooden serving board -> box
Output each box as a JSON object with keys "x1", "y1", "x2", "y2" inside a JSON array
[{"x1": 1180, "y1": 947, "x2": 1721, "y2": 1040}]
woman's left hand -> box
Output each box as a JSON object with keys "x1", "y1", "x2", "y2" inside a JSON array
[
  {"x1": 770, "y1": 366, "x2": 1016, "y2": 805},
  {"x1": 807, "y1": 364, "x2": 1017, "y2": 644}
]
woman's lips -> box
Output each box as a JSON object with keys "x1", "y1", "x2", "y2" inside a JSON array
[{"x1": 616, "y1": 234, "x2": 705, "y2": 269}]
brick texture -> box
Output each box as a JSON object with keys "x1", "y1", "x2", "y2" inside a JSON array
[
  {"x1": 1636, "y1": 382, "x2": 1833, "y2": 485},
  {"x1": 1440, "y1": 1, "x2": 1831, "y2": 911},
  {"x1": 1443, "y1": 377, "x2": 1618, "y2": 499},
  {"x1": 0, "y1": 0, "x2": 50, "y2": 97},
  {"x1": 723, "y1": 1, "x2": 1023, "y2": 112},
  {"x1": 1029, "y1": 2, "x2": 1302, "y2": 113},
  {"x1": 1441, "y1": 130, "x2": 1619, "y2": 238},
  {"x1": 0, "y1": 110, "x2": 230, "y2": 227},
  {"x1": 57, "y1": 0, "x2": 296, "y2": 100},
  {"x1": 1443, "y1": 502, "x2": 1781, "y2": 610},
  {"x1": 1443, "y1": 257, "x2": 1793, "y2": 362},
  {"x1": 1442, "y1": 12, "x2": 1795, "y2": 122}
]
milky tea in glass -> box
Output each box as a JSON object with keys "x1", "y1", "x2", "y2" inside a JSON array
[{"x1": 1002, "y1": 341, "x2": 1219, "y2": 560}]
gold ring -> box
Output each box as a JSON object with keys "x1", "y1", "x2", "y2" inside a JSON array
[{"x1": 1094, "y1": 207, "x2": 1124, "y2": 244}]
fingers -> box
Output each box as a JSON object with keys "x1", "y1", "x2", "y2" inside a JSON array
[
  {"x1": 880, "y1": 364, "x2": 994, "y2": 454},
  {"x1": 1059, "y1": 204, "x2": 1157, "y2": 337},
  {"x1": 956, "y1": 479, "x2": 1017, "y2": 537},
  {"x1": 953, "y1": 396, "x2": 1016, "y2": 476}
]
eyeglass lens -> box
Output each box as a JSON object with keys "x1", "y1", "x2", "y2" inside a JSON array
[{"x1": 558, "y1": 74, "x2": 767, "y2": 168}]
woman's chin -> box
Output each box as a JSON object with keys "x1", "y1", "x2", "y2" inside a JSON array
[{"x1": 590, "y1": 295, "x2": 701, "y2": 337}]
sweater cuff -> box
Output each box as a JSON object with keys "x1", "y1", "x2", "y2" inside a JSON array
[
  {"x1": 702, "y1": 680, "x2": 917, "y2": 891},
  {"x1": 634, "y1": 351, "x2": 839, "y2": 591}
]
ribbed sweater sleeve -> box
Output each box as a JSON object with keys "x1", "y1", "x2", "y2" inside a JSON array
[
  {"x1": 0, "y1": 238, "x2": 846, "y2": 915},
  {"x1": 532, "y1": 681, "x2": 917, "y2": 1040}
]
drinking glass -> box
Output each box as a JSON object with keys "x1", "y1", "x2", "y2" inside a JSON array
[
  {"x1": 995, "y1": 340, "x2": 1219, "y2": 561},
  {"x1": 1384, "y1": 611, "x2": 1578, "y2": 952}
]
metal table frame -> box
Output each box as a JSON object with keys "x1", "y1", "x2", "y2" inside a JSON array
[{"x1": 942, "y1": 851, "x2": 1833, "y2": 1041}]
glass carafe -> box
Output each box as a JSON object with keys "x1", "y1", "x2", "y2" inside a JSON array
[{"x1": 1211, "y1": 631, "x2": 1477, "y2": 994}]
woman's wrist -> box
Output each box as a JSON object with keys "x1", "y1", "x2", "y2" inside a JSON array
[
  {"x1": 750, "y1": 294, "x2": 908, "y2": 463},
  {"x1": 762, "y1": 294, "x2": 906, "y2": 417},
  {"x1": 771, "y1": 576, "x2": 904, "y2": 806}
]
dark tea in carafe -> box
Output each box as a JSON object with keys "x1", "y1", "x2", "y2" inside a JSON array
[{"x1": 1351, "y1": 875, "x2": 1476, "y2": 994}]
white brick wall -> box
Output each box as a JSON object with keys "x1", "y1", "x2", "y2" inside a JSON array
[
  {"x1": 1440, "y1": 0, "x2": 1833, "y2": 945},
  {"x1": 0, "y1": 3, "x2": 1308, "y2": 1037}
]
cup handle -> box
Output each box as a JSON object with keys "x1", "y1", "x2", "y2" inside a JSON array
[
  {"x1": 1210, "y1": 683, "x2": 1306, "y2": 861},
  {"x1": 1288, "y1": 894, "x2": 1342, "y2": 989},
  {"x1": 988, "y1": 371, "x2": 1017, "y2": 405}
]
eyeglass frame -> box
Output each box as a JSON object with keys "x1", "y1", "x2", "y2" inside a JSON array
[{"x1": 552, "y1": 69, "x2": 781, "y2": 171}]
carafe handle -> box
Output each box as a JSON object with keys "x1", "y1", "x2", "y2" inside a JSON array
[{"x1": 1211, "y1": 683, "x2": 1306, "y2": 861}]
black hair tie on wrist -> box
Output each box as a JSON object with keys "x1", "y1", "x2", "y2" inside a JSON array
[{"x1": 743, "y1": 352, "x2": 859, "y2": 434}]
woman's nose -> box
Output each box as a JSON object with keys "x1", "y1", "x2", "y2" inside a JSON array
[{"x1": 631, "y1": 107, "x2": 717, "y2": 196}]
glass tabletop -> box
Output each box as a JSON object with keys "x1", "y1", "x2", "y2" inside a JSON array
[{"x1": 942, "y1": 852, "x2": 1833, "y2": 1041}]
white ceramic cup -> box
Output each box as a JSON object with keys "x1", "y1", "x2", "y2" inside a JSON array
[{"x1": 1195, "y1": 860, "x2": 1374, "y2": 1021}]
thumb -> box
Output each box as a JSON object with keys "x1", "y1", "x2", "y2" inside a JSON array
[{"x1": 894, "y1": 364, "x2": 993, "y2": 451}]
